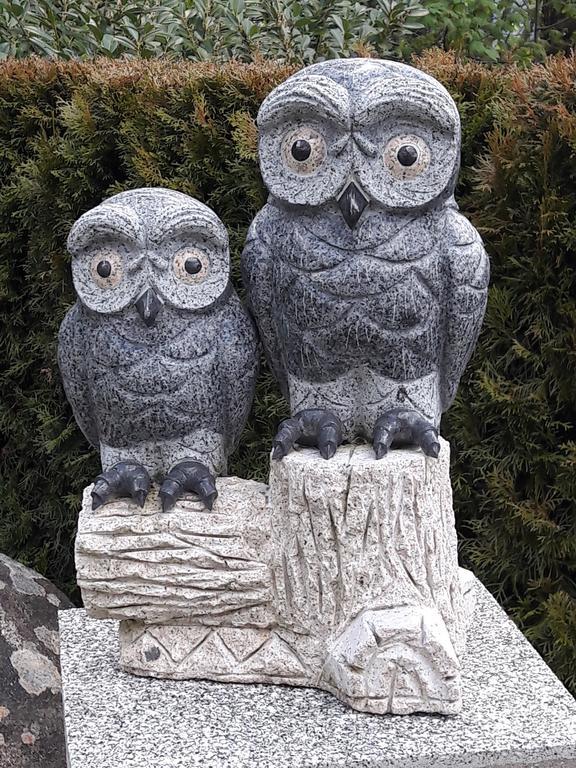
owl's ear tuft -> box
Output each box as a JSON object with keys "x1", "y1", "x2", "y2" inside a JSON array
[
  {"x1": 257, "y1": 74, "x2": 351, "y2": 131},
  {"x1": 67, "y1": 202, "x2": 143, "y2": 257},
  {"x1": 149, "y1": 201, "x2": 229, "y2": 251},
  {"x1": 354, "y1": 76, "x2": 460, "y2": 135}
]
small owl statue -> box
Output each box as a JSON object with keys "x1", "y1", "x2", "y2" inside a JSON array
[
  {"x1": 59, "y1": 188, "x2": 258, "y2": 511},
  {"x1": 242, "y1": 58, "x2": 489, "y2": 460}
]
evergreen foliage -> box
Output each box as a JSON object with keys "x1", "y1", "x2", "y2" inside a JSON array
[
  {"x1": 1, "y1": 0, "x2": 575, "y2": 64},
  {"x1": 0, "y1": 52, "x2": 574, "y2": 690}
]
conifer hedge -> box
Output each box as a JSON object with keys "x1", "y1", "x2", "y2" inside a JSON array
[{"x1": 0, "y1": 52, "x2": 575, "y2": 691}]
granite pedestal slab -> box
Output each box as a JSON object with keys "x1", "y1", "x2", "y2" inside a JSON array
[
  {"x1": 76, "y1": 440, "x2": 467, "y2": 715},
  {"x1": 59, "y1": 579, "x2": 576, "y2": 768}
]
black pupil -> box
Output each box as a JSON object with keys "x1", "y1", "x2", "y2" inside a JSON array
[
  {"x1": 291, "y1": 139, "x2": 311, "y2": 162},
  {"x1": 397, "y1": 145, "x2": 418, "y2": 167},
  {"x1": 184, "y1": 257, "x2": 202, "y2": 275},
  {"x1": 96, "y1": 260, "x2": 112, "y2": 278}
]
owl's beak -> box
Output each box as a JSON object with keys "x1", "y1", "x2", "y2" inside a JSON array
[
  {"x1": 134, "y1": 287, "x2": 163, "y2": 327},
  {"x1": 337, "y1": 181, "x2": 369, "y2": 228}
]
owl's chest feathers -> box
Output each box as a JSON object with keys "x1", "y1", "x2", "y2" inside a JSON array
[
  {"x1": 88, "y1": 323, "x2": 218, "y2": 398},
  {"x1": 274, "y1": 246, "x2": 444, "y2": 327},
  {"x1": 271, "y1": 211, "x2": 443, "y2": 307},
  {"x1": 268, "y1": 218, "x2": 446, "y2": 381}
]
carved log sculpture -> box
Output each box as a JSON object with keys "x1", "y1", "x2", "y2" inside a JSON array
[
  {"x1": 65, "y1": 57, "x2": 488, "y2": 718},
  {"x1": 76, "y1": 438, "x2": 467, "y2": 715}
]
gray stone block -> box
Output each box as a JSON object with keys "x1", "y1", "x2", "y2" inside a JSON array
[{"x1": 59, "y1": 578, "x2": 576, "y2": 768}]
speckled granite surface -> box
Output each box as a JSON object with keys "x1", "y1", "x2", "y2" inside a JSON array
[{"x1": 60, "y1": 578, "x2": 576, "y2": 768}]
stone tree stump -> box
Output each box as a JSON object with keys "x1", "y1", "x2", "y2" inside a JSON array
[
  {"x1": 76, "y1": 438, "x2": 468, "y2": 715},
  {"x1": 269, "y1": 440, "x2": 464, "y2": 714}
]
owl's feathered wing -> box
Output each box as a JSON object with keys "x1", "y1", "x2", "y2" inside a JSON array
[
  {"x1": 57, "y1": 302, "x2": 99, "y2": 448},
  {"x1": 241, "y1": 210, "x2": 289, "y2": 399},
  {"x1": 441, "y1": 209, "x2": 490, "y2": 411},
  {"x1": 217, "y1": 295, "x2": 260, "y2": 452}
]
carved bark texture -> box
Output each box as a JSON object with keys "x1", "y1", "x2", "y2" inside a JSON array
[
  {"x1": 76, "y1": 438, "x2": 466, "y2": 714},
  {"x1": 268, "y1": 442, "x2": 465, "y2": 653},
  {"x1": 76, "y1": 477, "x2": 273, "y2": 626}
]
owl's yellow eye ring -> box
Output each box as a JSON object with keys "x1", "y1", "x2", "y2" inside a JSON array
[
  {"x1": 282, "y1": 127, "x2": 327, "y2": 176},
  {"x1": 90, "y1": 250, "x2": 123, "y2": 289},
  {"x1": 384, "y1": 135, "x2": 430, "y2": 180},
  {"x1": 173, "y1": 249, "x2": 210, "y2": 284}
]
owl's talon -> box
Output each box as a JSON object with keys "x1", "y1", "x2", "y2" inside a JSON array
[
  {"x1": 159, "y1": 461, "x2": 218, "y2": 512},
  {"x1": 373, "y1": 417, "x2": 399, "y2": 460},
  {"x1": 419, "y1": 429, "x2": 441, "y2": 458},
  {"x1": 272, "y1": 417, "x2": 301, "y2": 461},
  {"x1": 271, "y1": 444, "x2": 287, "y2": 461},
  {"x1": 373, "y1": 438, "x2": 392, "y2": 460},
  {"x1": 319, "y1": 440, "x2": 337, "y2": 460},
  {"x1": 133, "y1": 490, "x2": 147, "y2": 508},
  {"x1": 91, "y1": 492, "x2": 105, "y2": 511},
  {"x1": 317, "y1": 418, "x2": 342, "y2": 459},
  {"x1": 200, "y1": 485, "x2": 218, "y2": 511},
  {"x1": 158, "y1": 482, "x2": 178, "y2": 513},
  {"x1": 373, "y1": 408, "x2": 440, "y2": 459},
  {"x1": 272, "y1": 408, "x2": 344, "y2": 460},
  {"x1": 91, "y1": 462, "x2": 151, "y2": 511}
]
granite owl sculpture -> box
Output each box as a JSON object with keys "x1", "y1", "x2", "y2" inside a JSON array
[
  {"x1": 59, "y1": 188, "x2": 259, "y2": 511},
  {"x1": 241, "y1": 58, "x2": 489, "y2": 460}
]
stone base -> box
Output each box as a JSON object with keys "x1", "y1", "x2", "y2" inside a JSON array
[
  {"x1": 76, "y1": 441, "x2": 467, "y2": 715},
  {"x1": 59, "y1": 576, "x2": 576, "y2": 768},
  {"x1": 118, "y1": 601, "x2": 462, "y2": 715}
]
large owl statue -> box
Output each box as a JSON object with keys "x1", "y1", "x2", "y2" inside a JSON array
[
  {"x1": 241, "y1": 58, "x2": 489, "y2": 460},
  {"x1": 59, "y1": 188, "x2": 258, "y2": 511}
]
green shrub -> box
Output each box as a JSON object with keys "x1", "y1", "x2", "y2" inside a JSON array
[
  {"x1": 1, "y1": 0, "x2": 575, "y2": 64},
  {"x1": 0, "y1": 52, "x2": 575, "y2": 691}
]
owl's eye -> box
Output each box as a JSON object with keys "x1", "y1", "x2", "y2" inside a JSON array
[
  {"x1": 291, "y1": 140, "x2": 311, "y2": 161},
  {"x1": 91, "y1": 250, "x2": 123, "y2": 289},
  {"x1": 174, "y1": 249, "x2": 209, "y2": 284},
  {"x1": 397, "y1": 145, "x2": 418, "y2": 167},
  {"x1": 384, "y1": 135, "x2": 430, "y2": 180},
  {"x1": 96, "y1": 260, "x2": 112, "y2": 278},
  {"x1": 282, "y1": 127, "x2": 326, "y2": 175},
  {"x1": 184, "y1": 257, "x2": 202, "y2": 275}
]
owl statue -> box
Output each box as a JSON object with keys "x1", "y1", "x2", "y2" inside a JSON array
[
  {"x1": 58, "y1": 188, "x2": 258, "y2": 511},
  {"x1": 241, "y1": 58, "x2": 489, "y2": 460}
]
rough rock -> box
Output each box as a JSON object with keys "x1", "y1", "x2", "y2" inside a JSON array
[
  {"x1": 0, "y1": 554, "x2": 73, "y2": 768},
  {"x1": 77, "y1": 439, "x2": 466, "y2": 715}
]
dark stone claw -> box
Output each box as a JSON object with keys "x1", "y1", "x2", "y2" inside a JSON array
[
  {"x1": 419, "y1": 428, "x2": 441, "y2": 458},
  {"x1": 373, "y1": 435, "x2": 392, "y2": 460},
  {"x1": 373, "y1": 412, "x2": 401, "y2": 459},
  {"x1": 159, "y1": 460, "x2": 218, "y2": 512},
  {"x1": 158, "y1": 478, "x2": 180, "y2": 513},
  {"x1": 271, "y1": 408, "x2": 344, "y2": 460},
  {"x1": 317, "y1": 413, "x2": 342, "y2": 459},
  {"x1": 133, "y1": 489, "x2": 147, "y2": 508},
  {"x1": 272, "y1": 418, "x2": 301, "y2": 461},
  {"x1": 373, "y1": 407, "x2": 440, "y2": 459},
  {"x1": 91, "y1": 462, "x2": 151, "y2": 511}
]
